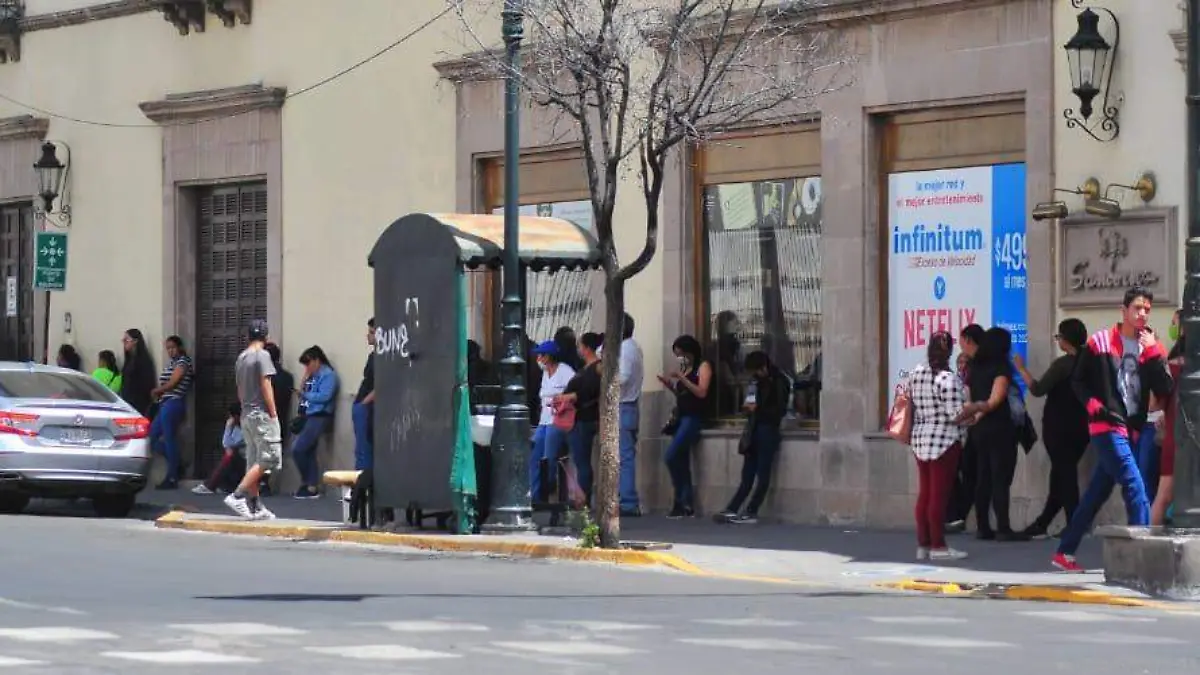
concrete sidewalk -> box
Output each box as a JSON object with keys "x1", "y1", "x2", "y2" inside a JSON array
[{"x1": 151, "y1": 493, "x2": 1189, "y2": 610}]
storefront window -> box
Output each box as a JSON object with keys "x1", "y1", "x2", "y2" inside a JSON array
[{"x1": 702, "y1": 176, "x2": 823, "y2": 424}]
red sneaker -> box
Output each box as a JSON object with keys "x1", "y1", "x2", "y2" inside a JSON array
[{"x1": 1052, "y1": 552, "x2": 1084, "y2": 573}]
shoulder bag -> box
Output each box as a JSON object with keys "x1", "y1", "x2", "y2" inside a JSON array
[{"x1": 886, "y1": 379, "x2": 913, "y2": 445}]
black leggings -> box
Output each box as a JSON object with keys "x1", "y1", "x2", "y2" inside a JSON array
[
  {"x1": 1031, "y1": 435, "x2": 1089, "y2": 530},
  {"x1": 974, "y1": 432, "x2": 1018, "y2": 534}
]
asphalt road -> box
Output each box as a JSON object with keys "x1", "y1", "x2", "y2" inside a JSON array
[{"x1": 0, "y1": 500, "x2": 1197, "y2": 674}]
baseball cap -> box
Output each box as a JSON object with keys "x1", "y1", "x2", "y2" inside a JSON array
[
  {"x1": 248, "y1": 319, "x2": 269, "y2": 341},
  {"x1": 531, "y1": 340, "x2": 558, "y2": 356}
]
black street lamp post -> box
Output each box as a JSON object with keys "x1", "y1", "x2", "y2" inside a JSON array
[
  {"x1": 484, "y1": 0, "x2": 535, "y2": 532},
  {"x1": 1177, "y1": 0, "x2": 1200, "y2": 527}
]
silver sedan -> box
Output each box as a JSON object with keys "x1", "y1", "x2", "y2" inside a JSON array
[{"x1": 0, "y1": 362, "x2": 151, "y2": 517}]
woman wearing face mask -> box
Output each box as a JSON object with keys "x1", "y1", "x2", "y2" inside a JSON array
[
  {"x1": 1151, "y1": 310, "x2": 1185, "y2": 525},
  {"x1": 658, "y1": 335, "x2": 712, "y2": 518},
  {"x1": 291, "y1": 346, "x2": 339, "y2": 499},
  {"x1": 529, "y1": 340, "x2": 575, "y2": 503}
]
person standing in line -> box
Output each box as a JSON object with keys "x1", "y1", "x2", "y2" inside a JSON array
[
  {"x1": 659, "y1": 335, "x2": 712, "y2": 519},
  {"x1": 616, "y1": 312, "x2": 644, "y2": 517},
  {"x1": 529, "y1": 341, "x2": 574, "y2": 502},
  {"x1": 1151, "y1": 309, "x2": 1185, "y2": 525},
  {"x1": 225, "y1": 320, "x2": 281, "y2": 521},
  {"x1": 119, "y1": 328, "x2": 157, "y2": 418},
  {"x1": 291, "y1": 346, "x2": 339, "y2": 499},
  {"x1": 352, "y1": 318, "x2": 377, "y2": 472},
  {"x1": 148, "y1": 335, "x2": 194, "y2": 490},
  {"x1": 1053, "y1": 287, "x2": 1172, "y2": 572},
  {"x1": 554, "y1": 325, "x2": 584, "y2": 371},
  {"x1": 907, "y1": 331, "x2": 970, "y2": 560},
  {"x1": 558, "y1": 332, "x2": 603, "y2": 505},
  {"x1": 719, "y1": 350, "x2": 791, "y2": 524},
  {"x1": 92, "y1": 350, "x2": 123, "y2": 392},
  {"x1": 1013, "y1": 319, "x2": 1090, "y2": 539},
  {"x1": 946, "y1": 323, "x2": 986, "y2": 533},
  {"x1": 960, "y1": 327, "x2": 1025, "y2": 541},
  {"x1": 262, "y1": 342, "x2": 293, "y2": 497}
]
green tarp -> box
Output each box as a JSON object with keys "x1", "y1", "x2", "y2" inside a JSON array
[{"x1": 448, "y1": 268, "x2": 477, "y2": 533}]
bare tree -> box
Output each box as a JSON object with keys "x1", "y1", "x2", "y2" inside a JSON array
[{"x1": 454, "y1": 0, "x2": 851, "y2": 547}]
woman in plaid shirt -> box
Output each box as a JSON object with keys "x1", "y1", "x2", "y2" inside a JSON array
[{"x1": 908, "y1": 331, "x2": 970, "y2": 561}]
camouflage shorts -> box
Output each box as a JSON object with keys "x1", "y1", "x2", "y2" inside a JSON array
[{"x1": 241, "y1": 410, "x2": 283, "y2": 472}]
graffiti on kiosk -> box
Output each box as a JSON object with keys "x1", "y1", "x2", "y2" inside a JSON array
[{"x1": 376, "y1": 296, "x2": 421, "y2": 364}]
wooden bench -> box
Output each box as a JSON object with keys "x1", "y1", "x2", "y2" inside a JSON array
[{"x1": 321, "y1": 470, "x2": 372, "y2": 529}]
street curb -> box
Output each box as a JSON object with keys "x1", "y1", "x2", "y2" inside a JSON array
[
  {"x1": 881, "y1": 579, "x2": 1185, "y2": 611},
  {"x1": 153, "y1": 511, "x2": 705, "y2": 574}
]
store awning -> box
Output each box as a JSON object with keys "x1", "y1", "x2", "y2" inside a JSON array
[{"x1": 426, "y1": 212, "x2": 601, "y2": 271}]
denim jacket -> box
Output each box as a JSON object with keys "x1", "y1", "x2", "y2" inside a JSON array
[{"x1": 300, "y1": 364, "x2": 339, "y2": 416}]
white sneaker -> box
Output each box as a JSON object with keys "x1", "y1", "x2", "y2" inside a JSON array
[
  {"x1": 916, "y1": 546, "x2": 930, "y2": 560},
  {"x1": 930, "y1": 547, "x2": 968, "y2": 561},
  {"x1": 223, "y1": 494, "x2": 253, "y2": 519},
  {"x1": 251, "y1": 504, "x2": 276, "y2": 521},
  {"x1": 191, "y1": 484, "x2": 214, "y2": 495}
]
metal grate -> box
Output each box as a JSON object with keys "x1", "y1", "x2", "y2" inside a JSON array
[
  {"x1": 194, "y1": 183, "x2": 268, "y2": 475},
  {"x1": 0, "y1": 204, "x2": 33, "y2": 362}
]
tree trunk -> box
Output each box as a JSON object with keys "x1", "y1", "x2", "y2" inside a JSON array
[{"x1": 596, "y1": 276, "x2": 626, "y2": 548}]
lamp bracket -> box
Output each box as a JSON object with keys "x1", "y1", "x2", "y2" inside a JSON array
[
  {"x1": 1063, "y1": 3, "x2": 1121, "y2": 143},
  {"x1": 1105, "y1": 171, "x2": 1157, "y2": 203}
]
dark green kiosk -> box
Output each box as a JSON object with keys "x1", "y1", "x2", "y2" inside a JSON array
[{"x1": 367, "y1": 212, "x2": 600, "y2": 533}]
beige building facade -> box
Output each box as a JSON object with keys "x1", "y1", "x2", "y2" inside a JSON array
[{"x1": 0, "y1": 0, "x2": 1084, "y2": 529}]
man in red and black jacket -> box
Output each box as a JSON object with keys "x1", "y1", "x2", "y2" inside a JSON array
[{"x1": 1052, "y1": 286, "x2": 1172, "y2": 572}]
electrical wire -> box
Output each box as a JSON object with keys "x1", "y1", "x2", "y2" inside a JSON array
[{"x1": 0, "y1": 3, "x2": 456, "y2": 129}]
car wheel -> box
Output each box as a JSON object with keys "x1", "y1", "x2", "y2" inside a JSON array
[
  {"x1": 0, "y1": 495, "x2": 29, "y2": 515},
  {"x1": 92, "y1": 494, "x2": 136, "y2": 519}
]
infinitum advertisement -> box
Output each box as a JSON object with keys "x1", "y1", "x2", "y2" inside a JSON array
[{"x1": 887, "y1": 163, "x2": 1027, "y2": 394}]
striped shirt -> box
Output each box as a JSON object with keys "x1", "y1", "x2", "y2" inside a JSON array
[{"x1": 159, "y1": 354, "x2": 194, "y2": 400}]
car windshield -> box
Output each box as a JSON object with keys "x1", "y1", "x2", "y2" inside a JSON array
[{"x1": 0, "y1": 371, "x2": 119, "y2": 403}]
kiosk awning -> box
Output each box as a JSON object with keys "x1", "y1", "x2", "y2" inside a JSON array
[{"x1": 426, "y1": 213, "x2": 601, "y2": 271}]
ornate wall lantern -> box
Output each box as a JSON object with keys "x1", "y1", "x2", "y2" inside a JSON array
[
  {"x1": 1063, "y1": 2, "x2": 1120, "y2": 142},
  {"x1": 33, "y1": 141, "x2": 71, "y2": 224}
]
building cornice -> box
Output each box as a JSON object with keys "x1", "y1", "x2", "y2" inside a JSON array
[
  {"x1": 20, "y1": 0, "x2": 157, "y2": 33},
  {"x1": 435, "y1": 0, "x2": 1010, "y2": 83},
  {"x1": 0, "y1": 114, "x2": 48, "y2": 141},
  {"x1": 138, "y1": 84, "x2": 285, "y2": 123}
]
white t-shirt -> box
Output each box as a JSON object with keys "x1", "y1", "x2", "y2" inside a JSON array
[{"x1": 538, "y1": 363, "x2": 576, "y2": 426}]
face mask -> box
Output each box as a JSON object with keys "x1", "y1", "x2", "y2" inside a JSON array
[
  {"x1": 1170, "y1": 324, "x2": 1180, "y2": 342},
  {"x1": 676, "y1": 356, "x2": 689, "y2": 369},
  {"x1": 537, "y1": 361, "x2": 548, "y2": 372}
]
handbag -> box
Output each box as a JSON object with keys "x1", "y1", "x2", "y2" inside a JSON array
[
  {"x1": 551, "y1": 399, "x2": 576, "y2": 432},
  {"x1": 662, "y1": 409, "x2": 679, "y2": 436},
  {"x1": 886, "y1": 381, "x2": 913, "y2": 445},
  {"x1": 289, "y1": 414, "x2": 307, "y2": 436}
]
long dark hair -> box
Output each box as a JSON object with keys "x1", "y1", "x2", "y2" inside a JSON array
[
  {"x1": 122, "y1": 328, "x2": 155, "y2": 377},
  {"x1": 57, "y1": 344, "x2": 82, "y2": 371},
  {"x1": 672, "y1": 334, "x2": 704, "y2": 365},
  {"x1": 978, "y1": 327, "x2": 1015, "y2": 375},
  {"x1": 1058, "y1": 318, "x2": 1088, "y2": 352},
  {"x1": 97, "y1": 349, "x2": 118, "y2": 372},
  {"x1": 299, "y1": 345, "x2": 333, "y2": 371},
  {"x1": 927, "y1": 331, "x2": 953, "y2": 373}
]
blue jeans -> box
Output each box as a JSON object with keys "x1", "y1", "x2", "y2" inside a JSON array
[
  {"x1": 530, "y1": 424, "x2": 569, "y2": 502},
  {"x1": 569, "y1": 419, "x2": 599, "y2": 504},
  {"x1": 1058, "y1": 431, "x2": 1150, "y2": 556},
  {"x1": 352, "y1": 402, "x2": 374, "y2": 471},
  {"x1": 291, "y1": 415, "x2": 331, "y2": 487},
  {"x1": 665, "y1": 414, "x2": 703, "y2": 511},
  {"x1": 149, "y1": 397, "x2": 186, "y2": 482},
  {"x1": 725, "y1": 424, "x2": 781, "y2": 515},
  {"x1": 619, "y1": 402, "x2": 641, "y2": 511},
  {"x1": 1135, "y1": 425, "x2": 1159, "y2": 504}
]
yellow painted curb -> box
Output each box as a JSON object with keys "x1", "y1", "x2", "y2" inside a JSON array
[
  {"x1": 1002, "y1": 585, "x2": 1165, "y2": 609},
  {"x1": 881, "y1": 579, "x2": 969, "y2": 595},
  {"x1": 154, "y1": 511, "x2": 702, "y2": 573}
]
